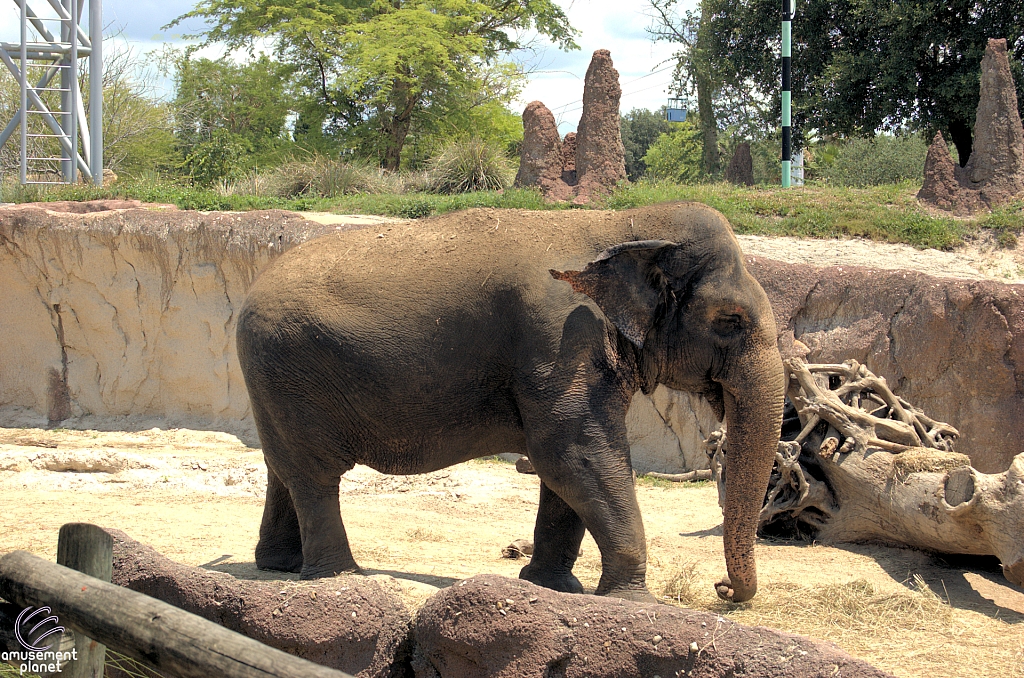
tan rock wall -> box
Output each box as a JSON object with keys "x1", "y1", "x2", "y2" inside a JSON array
[
  {"x1": 0, "y1": 204, "x2": 335, "y2": 441},
  {"x1": 3, "y1": 204, "x2": 1021, "y2": 474}
]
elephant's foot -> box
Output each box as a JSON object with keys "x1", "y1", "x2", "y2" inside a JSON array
[
  {"x1": 600, "y1": 586, "x2": 657, "y2": 604},
  {"x1": 255, "y1": 547, "x2": 303, "y2": 573},
  {"x1": 519, "y1": 563, "x2": 584, "y2": 594},
  {"x1": 299, "y1": 557, "x2": 362, "y2": 580}
]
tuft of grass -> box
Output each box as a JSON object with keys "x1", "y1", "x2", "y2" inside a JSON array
[
  {"x1": 661, "y1": 561, "x2": 704, "y2": 607},
  {"x1": 427, "y1": 138, "x2": 515, "y2": 194}
]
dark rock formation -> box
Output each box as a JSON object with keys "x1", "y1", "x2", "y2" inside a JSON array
[
  {"x1": 573, "y1": 50, "x2": 627, "y2": 204},
  {"x1": 107, "y1": 529, "x2": 412, "y2": 677},
  {"x1": 725, "y1": 142, "x2": 755, "y2": 186},
  {"x1": 961, "y1": 38, "x2": 1024, "y2": 206},
  {"x1": 747, "y1": 258, "x2": 1024, "y2": 473},
  {"x1": 560, "y1": 132, "x2": 577, "y2": 186},
  {"x1": 515, "y1": 50, "x2": 627, "y2": 203},
  {"x1": 514, "y1": 102, "x2": 572, "y2": 202},
  {"x1": 917, "y1": 132, "x2": 986, "y2": 214},
  {"x1": 411, "y1": 574, "x2": 893, "y2": 678}
]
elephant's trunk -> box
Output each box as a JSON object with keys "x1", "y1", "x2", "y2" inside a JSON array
[{"x1": 717, "y1": 344, "x2": 786, "y2": 603}]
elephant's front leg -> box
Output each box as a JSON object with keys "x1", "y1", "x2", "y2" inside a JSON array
[{"x1": 522, "y1": 413, "x2": 654, "y2": 602}]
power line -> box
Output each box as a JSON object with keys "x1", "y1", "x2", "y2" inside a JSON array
[
  {"x1": 553, "y1": 80, "x2": 674, "y2": 119},
  {"x1": 548, "y1": 63, "x2": 676, "y2": 114}
]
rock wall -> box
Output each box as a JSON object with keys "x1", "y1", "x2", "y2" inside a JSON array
[
  {"x1": 0, "y1": 203, "x2": 336, "y2": 442},
  {"x1": 749, "y1": 257, "x2": 1024, "y2": 473},
  {"x1": 2, "y1": 203, "x2": 1022, "y2": 473}
]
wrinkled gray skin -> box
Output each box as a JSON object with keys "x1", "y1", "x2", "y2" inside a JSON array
[{"x1": 237, "y1": 202, "x2": 785, "y2": 602}]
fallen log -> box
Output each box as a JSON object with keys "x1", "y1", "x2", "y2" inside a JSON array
[
  {"x1": 642, "y1": 470, "x2": 713, "y2": 483},
  {"x1": 707, "y1": 358, "x2": 1024, "y2": 588}
]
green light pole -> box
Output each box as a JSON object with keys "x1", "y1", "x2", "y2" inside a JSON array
[{"x1": 781, "y1": 0, "x2": 794, "y2": 187}]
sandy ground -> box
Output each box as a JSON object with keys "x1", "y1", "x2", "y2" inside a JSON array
[
  {"x1": 1, "y1": 226, "x2": 1023, "y2": 676},
  {"x1": 1, "y1": 426, "x2": 1022, "y2": 677}
]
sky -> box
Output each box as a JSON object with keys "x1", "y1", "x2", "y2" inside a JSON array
[{"x1": 1, "y1": 0, "x2": 694, "y2": 134}]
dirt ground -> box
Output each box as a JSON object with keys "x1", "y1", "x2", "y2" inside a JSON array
[
  {"x1": 1, "y1": 425, "x2": 1022, "y2": 678},
  {"x1": 2, "y1": 224, "x2": 1023, "y2": 676}
]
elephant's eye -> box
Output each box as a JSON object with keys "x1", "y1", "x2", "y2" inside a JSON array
[{"x1": 711, "y1": 313, "x2": 744, "y2": 335}]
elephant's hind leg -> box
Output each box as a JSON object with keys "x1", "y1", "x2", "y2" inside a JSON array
[
  {"x1": 520, "y1": 481, "x2": 585, "y2": 593},
  {"x1": 289, "y1": 476, "x2": 361, "y2": 580},
  {"x1": 255, "y1": 467, "x2": 303, "y2": 572}
]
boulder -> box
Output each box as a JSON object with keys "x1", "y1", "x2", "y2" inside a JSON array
[
  {"x1": 411, "y1": 574, "x2": 893, "y2": 678},
  {"x1": 514, "y1": 102, "x2": 573, "y2": 202},
  {"x1": 724, "y1": 142, "x2": 755, "y2": 186},
  {"x1": 961, "y1": 38, "x2": 1024, "y2": 206},
  {"x1": 573, "y1": 50, "x2": 627, "y2": 204},
  {"x1": 107, "y1": 529, "x2": 412, "y2": 677}
]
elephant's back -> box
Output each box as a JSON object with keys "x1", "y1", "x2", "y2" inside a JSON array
[{"x1": 250, "y1": 202, "x2": 737, "y2": 300}]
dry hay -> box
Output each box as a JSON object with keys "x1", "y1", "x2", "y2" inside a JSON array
[{"x1": 656, "y1": 563, "x2": 1022, "y2": 678}]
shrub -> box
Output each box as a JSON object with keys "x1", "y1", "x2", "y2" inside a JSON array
[
  {"x1": 814, "y1": 135, "x2": 927, "y2": 186},
  {"x1": 641, "y1": 122, "x2": 705, "y2": 184},
  {"x1": 427, "y1": 138, "x2": 514, "y2": 194}
]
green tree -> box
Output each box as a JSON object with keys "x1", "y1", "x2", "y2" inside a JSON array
[
  {"x1": 168, "y1": 0, "x2": 577, "y2": 170},
  {"x1": 166, "y1": 52, "x2": 292, "y2": 184},
  {"x1": 620, "y1": 108, "x2": 671, "y2": 180},
  {"x1": 696, "y1": 0, "x2": 1024, "y2": 166},
  {"x1": 641, "y1": 121, "x2": 705, "y2": 183}
]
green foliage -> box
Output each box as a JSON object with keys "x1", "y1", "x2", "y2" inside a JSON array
[
  {"x1": 696, "y1": 0, "x2": 1024, "y2": 162},
  {"x1": 167, "y1": 52, "x2": 292, "y2": 184},
  {"x1": 620, "y1": 108, "x2": 672, "y2": 180},
  {"x1": 427, "y1": 137, "x2": 515, "y2": 194},
  {"x1": 168, "y1": 0, "x2": 577, "y2": 169},
  {"x1": 641, "y1": 122, "x2": 705, "y2": 184},
  {"x1": 812, "y1": 135, "x2": 928, "y2": 187}
]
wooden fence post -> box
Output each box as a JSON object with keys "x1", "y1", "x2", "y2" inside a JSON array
[
  {"x1": 0, "y1": 550, "x2": 353, "y2": 678},
  {"x1": 55, "y1": 523, "x2": 112, "y2": 678}
]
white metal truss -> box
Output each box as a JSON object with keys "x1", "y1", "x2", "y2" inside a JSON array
[{"x1": 0, "y1": 0, "x2": 102, "y2": 185}]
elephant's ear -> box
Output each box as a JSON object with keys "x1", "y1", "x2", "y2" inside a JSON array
[{"x1": 550, "y1": 240, "x2": 676, "y2": 349}]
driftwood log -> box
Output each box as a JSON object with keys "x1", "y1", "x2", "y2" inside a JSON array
[{"x1": 707, "y1": 358, "x2": 1024, "y2": 588}]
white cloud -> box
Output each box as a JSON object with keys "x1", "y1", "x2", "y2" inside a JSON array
[{"x1": 513, "y1": 0, "x2": 694, "y2": 133}]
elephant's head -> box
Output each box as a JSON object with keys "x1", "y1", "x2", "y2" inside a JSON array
[{"x1": 551, "y1": 210, "x2": 785, "y2": 603}]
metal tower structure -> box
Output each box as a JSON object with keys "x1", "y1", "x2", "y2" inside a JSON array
[{"x1": 0, "y1": 0, "x2": 102, "y2": 185}]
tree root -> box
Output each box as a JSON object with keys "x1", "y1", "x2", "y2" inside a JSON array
[{"x1": 706, "y1": 358, "x2": 1024, "y2": 589}]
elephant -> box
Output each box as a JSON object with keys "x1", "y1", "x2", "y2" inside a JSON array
[{"x1": 236, "y1": 202, "x2": 785, "y2": 603}]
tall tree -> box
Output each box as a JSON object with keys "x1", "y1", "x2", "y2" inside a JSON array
[
  {"x1": 166, "y1": 53, "x2": 291, "y2": 184},
  {"x1": 647, "y1": 0, "x2": 773, "y2": 175},
  {"x1": 168, "y1": 0, "x2": 576, "y2": 170},
  {"x1": 621, "y1": 108, "x2": 671, "y2": 180},
  {"x1": 697, "y1": 0, "x2": 1024, "y2": 166},
  {"x1": 647, "y1": 0, "x2": 721, "y2": 176}
]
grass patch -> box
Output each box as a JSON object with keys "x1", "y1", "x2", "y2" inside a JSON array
[
  {"x1": 8, "y1": 173, "x2": 1020, "y2": 252},
  {"x1": 604, "y1": 180, "x2": 971, "y2": 250}
]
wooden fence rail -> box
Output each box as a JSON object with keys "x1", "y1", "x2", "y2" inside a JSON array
[{"x1": 0, "y1": 549, "x2": 354, "y2": 678}]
